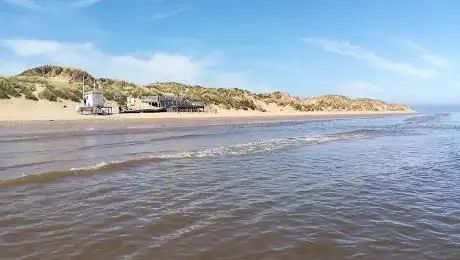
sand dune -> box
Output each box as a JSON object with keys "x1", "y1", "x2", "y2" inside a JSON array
[
  {"x1": 0, "y1": 97, "x2": 414, "y2": 123},
  {"x1": 0, "y1": 65, "x2": 415, "y2": 123}
]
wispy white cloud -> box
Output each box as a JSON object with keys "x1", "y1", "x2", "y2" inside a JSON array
[
  {"x1": 3, "y1": 0, "x2": 40, "y2": 9},
  {"x1": 402, "y1": 40, "x2": 449, "y2": 68},
  {"x1": 149, "y1": 8, "x2": 187, "y2": 21},
  {"x1": 0, "y1": 38, "x2": 210, "y2": 84},
  {"x1": 72, "y1": 0, "x2": 104, "y2": 7},
  {"x1": 304, "y1": 37, "x2": 440, "y2": 79},
  {"x1": 0, "y1": 38, "x2": 263, "y2": 90},
  {"x1": 3, "y1": 0, "x2": 104, "y2": 9}
]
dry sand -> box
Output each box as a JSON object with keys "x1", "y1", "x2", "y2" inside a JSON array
[{"x1": 0, "y1": 98, "x2": 416, "y2": 129}]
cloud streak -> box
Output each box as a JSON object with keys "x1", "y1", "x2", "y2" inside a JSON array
[
  {"x1": 149, "y1": 8, "x2": 187, "y2": 20},
  {"x1": 72, "y1": 0, "x2": 104, "y2": 7},
  {"x1": 402, "y1": 40, "x2": 448, "y2": 68},
  {"x1": 0, "y1": 38, "x2": 210, "y2": 84},
  {"x1": 304, "y1": 37, "x2": 440, "y2": 79},
  {"x1": 3, "y1": 0, "x2": 104, "y2": 9},
  {"x1": 0, "y1": 38, "x2": 263, "y2": 90},
  {"x1": 3, "y1": 0, "x2": 40, "y2": 9}
]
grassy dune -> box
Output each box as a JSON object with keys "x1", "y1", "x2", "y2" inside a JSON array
[{"x1": 0, "y1": 65, "x2": 413, "y2": 112}]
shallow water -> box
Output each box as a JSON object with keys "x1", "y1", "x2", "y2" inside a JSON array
[{"x1": 1, "y1": 113, "x2": 460, "y2": 259}]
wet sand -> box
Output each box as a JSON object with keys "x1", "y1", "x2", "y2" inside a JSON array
[{"x1": 0, "y1": 111, "x2": 416, "y2": 136}]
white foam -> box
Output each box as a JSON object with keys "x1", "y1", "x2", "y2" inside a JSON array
[
  {"x1": 158, "y1": 132, "x2": 364, "y2": 160},
  {"x1": 69, "y1": 162, "x2": 109, "y2": 171},
  {"x1": 66, "y1": 130, "x2": 374, "y2": 172}
]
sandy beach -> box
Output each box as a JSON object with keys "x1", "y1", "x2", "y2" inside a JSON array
[
  {"x1": 0, "y1": 98, "x2": 416, "y2": 133},
  {"x1": 3, "y1": 1, "x2": 458, "y2": 259},
  {"x1": 0, "y1": 98, "x2": 415, "y2": 130}
]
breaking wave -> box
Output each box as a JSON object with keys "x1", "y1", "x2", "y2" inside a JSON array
[
  {"x1": 0, "y1": 129, "x2": 388, "y2": 188},
  {"x1": 403, "y1": 113, "x2": 451, "y2": 124}
]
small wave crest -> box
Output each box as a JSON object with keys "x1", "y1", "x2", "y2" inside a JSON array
[
  {"x1": 0, "y1": 129, "x2": 386, "y2": 188},
  {"x1": 404, "y1": 113, "x2": 451, "y2": 124},
  {"x1": 0, "y1": 157, "x2": 165, "y2": 188},
  {"x1": 160, "y1": 129, "x2": 379, "y2": 159}
]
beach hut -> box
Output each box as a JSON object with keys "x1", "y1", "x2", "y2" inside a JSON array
[
  {"x1": 84, "y1": 91, "x2": 105, "y2": 108},
  {"x1": 126, "y1": 96, "x2": 136, "y2": 107},
  {"x1": 76, "y1": 77, "x2": 112, "y2": 115}
]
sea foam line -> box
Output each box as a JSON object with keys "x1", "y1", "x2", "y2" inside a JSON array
[{"x1": 0, "y1": 129, "x2": 377, "y2": 187}]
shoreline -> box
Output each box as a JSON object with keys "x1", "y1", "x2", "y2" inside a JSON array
[{"x1": 0, "y1": 111, "x2": 417, "y2": 135}]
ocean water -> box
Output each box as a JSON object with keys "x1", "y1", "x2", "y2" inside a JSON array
[{"x1": 1, "y1": 113, "x2": 460, "y2": 259}]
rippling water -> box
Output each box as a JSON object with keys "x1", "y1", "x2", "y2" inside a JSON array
[{"x1": 1, "y1": 113, "x2": 460, "y2": 259}]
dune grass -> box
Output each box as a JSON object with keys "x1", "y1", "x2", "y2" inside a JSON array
[
  {"x1": 0, "y1": 77, "x2": 39, "y2": 101},
  {"x1": 0, "y1": 65, "x2": 413, "y2": 112}
]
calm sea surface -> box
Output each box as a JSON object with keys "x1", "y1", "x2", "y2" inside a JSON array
[{"x1": 1, "y1": 113, "x2": 460, "y2": 259}]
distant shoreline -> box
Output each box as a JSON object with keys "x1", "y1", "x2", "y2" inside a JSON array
[
  {"x1": 0, "y1": 111, "x2": 417, "y2": 135},
  {"x1": 1, "y1": 65, "x2": 414, "y2": 123}
]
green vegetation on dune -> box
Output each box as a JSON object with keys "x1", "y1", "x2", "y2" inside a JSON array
[
  {"x1": 20, "y1": 65, "x2": 95, "y2": 83},
  {"x1": 0, "y1": 65, "x2": 413, "y2": 112},
  {"x1": 0, "y1": 77, "x2": 39, "y2": 101},
  {"x1": 37, "y1": 85, "x2": 82, "y2": 102}
]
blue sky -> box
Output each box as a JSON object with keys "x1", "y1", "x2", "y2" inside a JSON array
[{"x1": 0, "y1": 0, "x2": 459, "y2": 105}]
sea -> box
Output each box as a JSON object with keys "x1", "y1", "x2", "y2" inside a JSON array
[{"x1": 1, "y1": 111, "x2": 460, "y2": 260}]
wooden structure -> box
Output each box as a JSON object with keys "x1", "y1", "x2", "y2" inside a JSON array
[
  {"x1": 76, "y1": 78, "x2": 113, "y2": 115},
  {"x1": 140, "y1": 96, "x2": 205, "y2": 112},
  {"x1": 119, "y1": 96, "x2": 166, "y2": 113},
  {"x1": 77, "y1": 105, "x2": 112, "y2": 115}
]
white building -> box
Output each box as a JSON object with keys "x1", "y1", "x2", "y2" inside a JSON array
[
  {"x1": 126, "y1": 96, "x2": 136, "y2": 107},
  {"x1": 84, "y1": 91, "x2": 105, "y2": 107}
]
